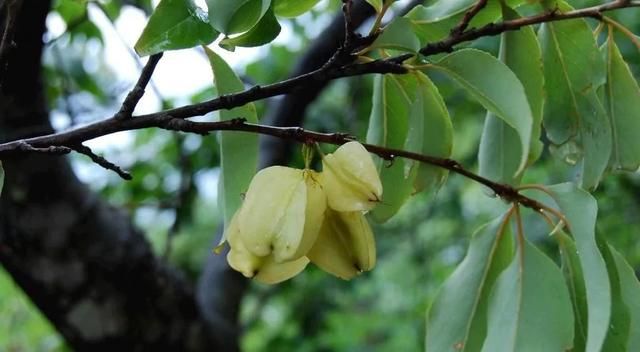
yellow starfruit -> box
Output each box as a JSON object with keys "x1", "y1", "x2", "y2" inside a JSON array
[
  {"x1": 306, "y1": 208, "x2": 376, "y2": 280},
  {"x1": 226, "y1": 213, "x2": 309, "y2": 284},
  {"x1": 236, "y1": 166, "x2": 326, "y2": 263},
  {"x1": 321, "y1": 141, "x2": 382, "y2": 212}
]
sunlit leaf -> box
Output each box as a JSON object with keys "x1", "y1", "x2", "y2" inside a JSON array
[
  {"x1": 427, "y1": 49, "x2": 533, "y2": 175},
  {"x1": 538, "y1": 2, "x2": 610, "y2": 189},
  {"x1": 204, "y1": 48, "x2": 258, "y2": 228},
  {"x1": 273, "y1": 0, "x2": 321, "y2": 17},
  {"x1": 548, "y1": 183, "x2": 611, "y2": 352},
  {"x1": 219, "y1": 8, "x2": 281, "y2": 50},
  {"x1": 603, "y1": 36, "x2": 640, "y2": 171},
  {"x1": 478, "y1": 5, "x2": 543, "y2": 185},
  {"x1": 207, "y1": 0, "x2": 271, "y2": 35},
  {"x1": 481, "y1": 240, "x2": 574, "y2": 352},
  {"x1": 426, "y1": 214, "x2": 513, "y2": 352},
  {"x1": 611, "y1": 246, "x2": 640, "y2": 351},
  {"x1": 134, "y1": 0, "x2": 218, "y2": 56}
]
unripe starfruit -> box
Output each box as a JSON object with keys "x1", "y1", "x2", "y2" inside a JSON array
[
  {"x1": 236, "y1": 166, "x2": 326, "y2": 263},
  {"x1": 321, "y1": 141, "x2": 382, "y2": 212},
  {"x1": 226, "y1": 213, "x2": 309, "y2": 284},
  {"x1": 306, "y1": 208, "x2": 376, "y2": 280}
]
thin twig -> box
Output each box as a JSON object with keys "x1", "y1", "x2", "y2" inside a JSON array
[
  {"x1": 15, "y1": 141, "x2": 71, "y2": 155},
  {"x1": 451, "y1": 0, "x2": 488, "y2": 35},
  {"x1": 132, "y1": 117, "x2": 550, "y2": 212},
  {"x1": 419, "y1": 0, "x2": 640, "y2": 56},
  {"x1": 342, "y1": 0, "x2": 356, "y2": 49},
  {"x1": 71, "y1": 144, "x2": 132, "y2": 180},
  {"x1": 114, "y1": 53, "x2": 163, "y2": 119}
]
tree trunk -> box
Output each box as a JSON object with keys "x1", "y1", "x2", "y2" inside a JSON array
[{"x1": 0, "y1": 1, "x2": 233, "y2": 350}]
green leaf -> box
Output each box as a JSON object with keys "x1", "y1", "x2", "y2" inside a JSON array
[
  {"x1": 409, "y1": 0, "x2": 476, "y2": 23},
  {"x1": 427, "y1": 49, "x2": 533, "y2": 175},
  {"x1": 426, "y1": 214, "x2": 513, "y2": 352},
  {"x1": 134, "y1": 0, "x2": 218, "y2": 57},
  {"x1": 611, "y1": 246, "x2": 640, "y2": 351},
  {"x1": 548, "y1": 183, "x2": 611, "y2": 352},
  {"x1": 207, "y1": 0, "x2": 271, "y2": 35},
  {"x1": 598, "y1": 237, "x2": 630, "y2": 352},
  {"x1": 481, "y1": 240, "x2": 574, "y2": 352},
  {"x1": 364, "y1": 0, "x2": 384, "y2": 13},
  {"x1": 204, "y1": 47, "x2": 258, "y2": 228},
  {"x1": 219, "y1": 8, "x2": 280, "y2": 50},
  {"x1": 368, "y1": 17, "x2": 420, "y2": 53},
  {"x1": 558, "y1": 231, "x2": 588, "y2": 351},
  {"x1": 54, "y1": 0, "x2": 87, "y2": 23},
  {"x1": 366, "y1": 74, "x2": 416, "y2": 222},
  {"x1": 412, "y1": 72, "x2": 453, "y2": 193},
  {"x1": 273, "y1": 0, "x2": 321, "y2": 17},
  {"x1": 603, "y1": 37, "x2": 640, "y2": 171},
  {"x1": 478, "y1": 5, "x2": 543, "y2": 185},
  {"x1": 538, "y1": 4, "x2": 610, "y2": 189}
]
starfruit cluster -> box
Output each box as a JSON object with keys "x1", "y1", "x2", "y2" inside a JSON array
[{"x1": 224, "y1": 141, "x2": 383, "y2": 284}]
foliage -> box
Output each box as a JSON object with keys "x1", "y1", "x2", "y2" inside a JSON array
[{"x1": 3, "y1": 0, "x2": 640, "y2": 350}]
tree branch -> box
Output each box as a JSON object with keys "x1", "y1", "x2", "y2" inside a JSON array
[
  {"x1": 451, "y1": 0, "x2": 488, "y2": 35},
  {"x1": 0, "y1": 0, "x2": 634, "y2": 159},
  {"x1": 70, "y1": 144, "x2": 133, "y2": 180},
  {"x1": 114, "y1": 53, "x2": 162, "y2": 119},
  {"x1": 419, "y1": 0, "x2": 640, "y2": 56},
  {"x1": 0, "y1": 1, "x2": 636, "y2": 208}
]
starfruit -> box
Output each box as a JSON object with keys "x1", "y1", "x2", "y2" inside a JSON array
[
  {"x1": 321, "y1": 141, "x2": 383, "y2": 212},
  {"x1": 226, "y1": 213, "x2": 310, "y2": 284},
  {"x1": 306, "y1": 208, "x2": 376, "y2": 280},
  {"x1": 236, "y1": 166, "x2": 326, "y2": 263}
]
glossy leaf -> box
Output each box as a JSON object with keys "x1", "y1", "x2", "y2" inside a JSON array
[
  {"x1": 426, "y1": 214, "x2": 513, "y2": 352},
  {"x1": 598, "y1": 237, "x2": 630, "y2": 351},
  {"x1": 273, "y1": 0, "x2": 321, "y2": 17},
  {"x1": 134, "y1": 0, "x2": 218, "y2": 56},
  {"x1": 481, "y1": 240, "x2": 574, "y2": 352},
  {"x1": 538, "y1": 4, "x2": 611, "y2": 189},
  {"x1": 366, "y1": 74, "x2": 416, "y2": 222},
  {"x1": 369, "y1": 17, "x2": 420, "y2": 53},
  {"x1": 478, "y1": 5, "x2": 543, "y2": 185},
  {"x1": 427, "y1": 49, "x2": 533, "y2": 175},
  {"x1": 207, "y1": 0, "x2": 271, "y2": 35},
  {"x1": 548, "y1": 183, "x2": 611, "y2": 352},
  {"x1": 611, "y1": 246, "x2": 640, "y2": 352},
  {"x1": 204, "y1": 48, "x2": 258, "y2": 228},
  {"x1": 603, "y1": 36, "x2": 640, "y2": 171},
  {"x1": 219, "y1": 8, "x2": 281, "y2": 50}
]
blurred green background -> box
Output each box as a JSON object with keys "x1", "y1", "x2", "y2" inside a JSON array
[{"x1": 2, "y1": 0, "x2": 640, "y2": 351}]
